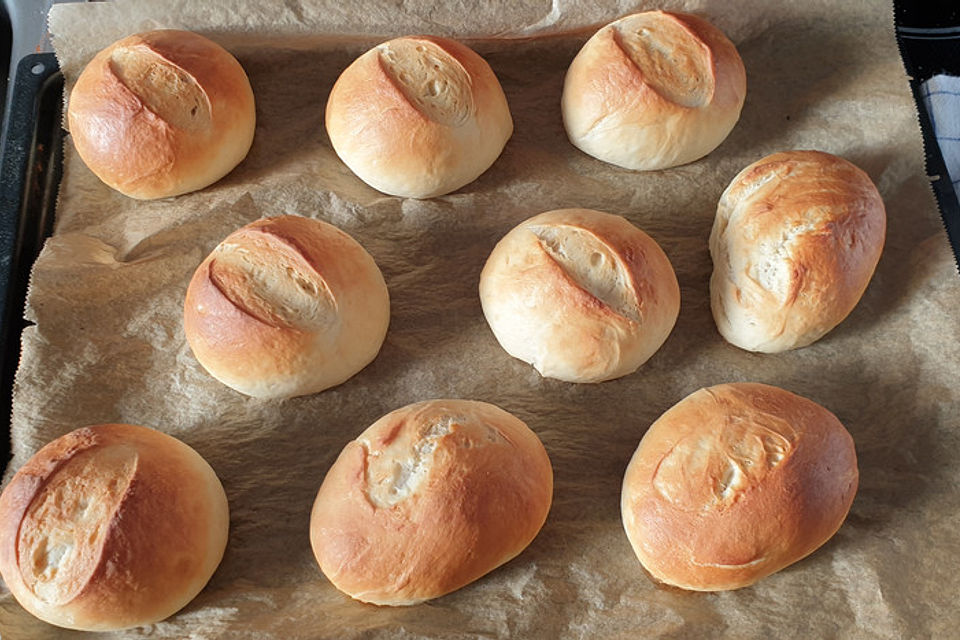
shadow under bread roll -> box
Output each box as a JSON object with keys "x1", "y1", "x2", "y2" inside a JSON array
[
  {"x1": 67, "y1": 29, "x2": 256, "y2": 199},
  {"x1": 0, "y1": 424, "x2": 229, "y2": 631},
  {"x1": 310, "y1": 399, "x2": 553, "y2": 605},
  {"x1": 621, "y1": 382, "x2": 858, "y2": 591}
]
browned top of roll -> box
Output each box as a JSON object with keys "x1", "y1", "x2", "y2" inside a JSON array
[
  {"x1": 310, "y1": 399, "x2": 553, "y2": 605},
  {"x1": 479, "y1": 208, "x2": 680, "y2": 383},
  {"x1": 621, "y1": 383, "x2": 858, "y2": 591},
  {"x1": 0, "y1": 424, "x2": 229, "y2": 630},
  {"x1": 325, "y1": 35, "x2": 513, "y2": 198},
  {"x1": 562, "y1": 11, "x2": 746, "y2": 170},
  {"x1": 709, "y1": 150, "x2": 886, "y2": 352},
  {"x1": 67, "y1": 29, "x2": 255, "y2": 199},
  {"x1": 183, "y1": 215, "x2": 390, "y2": 399}
]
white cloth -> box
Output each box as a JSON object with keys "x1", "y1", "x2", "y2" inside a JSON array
[{"x1": 921, "y1": 74, "x2": 960, "y2": 198}]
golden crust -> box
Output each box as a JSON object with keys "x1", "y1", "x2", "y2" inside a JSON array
[
  {"x1": 67, "y1": 29, "x2": 255, "y2": 199},
  {"x1": 325, "y1": 35, "x2": 513, "y2": 198},
  {"x1": 0, "y1": 424, "x2": 229, "y2": 630},
  {"x1": 621, "y1": 383, "x2": 858, "y2": 591},
  {"x1": 562, "y1": 11, "x2": 746, "y2": 170},
  {"x1": 183, "y1": 215, "x2": 390, "y2": 399},
  {"x1": 479, "y1": 208, "x2": 680, "y2": 383},
  {"x1": 709, "y1": 150, "x2": 886, "y2": 352},
  {"x1": 309, "y1": 399, "x2": 553, "y2": 605}
]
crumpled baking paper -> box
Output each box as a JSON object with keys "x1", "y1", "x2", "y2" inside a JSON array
[{"x1": 1, "y1": 0, "x2": 958, "y2": 638}]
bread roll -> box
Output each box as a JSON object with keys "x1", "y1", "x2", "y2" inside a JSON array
[
  {"x1": 325, "y1": 35, "x2": 513, "y2": 198},
  {"x1": 0, "y1": 424, "x2": 229, "y2": 630},
  {"x1": 67, "y1": 29, "x2": 255, "y2": 199},
  {"x1": 710, "y1": 150, "x2": 886, "y2": 353},
  {"x1": 183, "y1": 215, "x2": 390, "y2": 399},
  {"x1": 310, "y1": 399, "x2": 553, "y2": 605},
  {"x1": 562, "y1": 11, "x2": 746, "y2": 171},
  {"x1": 621, "y1": 382, "x2": 858, "y2": 591},
  {"x1": 479, "y1": 209, "x2": 680, "y2": 383}
]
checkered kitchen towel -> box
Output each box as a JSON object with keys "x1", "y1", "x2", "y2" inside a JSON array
[{"x1": 922, "y1": 74, "x2": 960, "y2": 197}]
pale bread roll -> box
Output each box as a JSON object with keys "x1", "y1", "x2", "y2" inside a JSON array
[
  {"x1": 0, "y1": 424, "x2": 229, "y2": 630},
  {"x1": 310, "y1": 399, "x2": 553, "y2": 605},
  {"x1": 325, "y1": 35, "x2": 513, "y2": 198},
  {"x1": 621, "y1": 383, "x2": 858, "y2": 591},
  {"x1": 709, "y1": 150, "x2": 886, "y2": 353},
  {"x1": 562, "y1": 11, "x2": 746, "y2": 171},
  {"x1": 183, "y1": 215, "x2": 390, "y2": 399},
  {"x1": 479, "y1": 209, "x2": 680, "y2": 383},
  {"x1": 67, "y1": 29, "x2": 256, "y2": 199}
]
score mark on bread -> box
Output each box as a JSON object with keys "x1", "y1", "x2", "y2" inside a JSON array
[
  {"x1": 361, "y1": 415, "x2": 506, "y2": 509},
  {"x1": 18, "y1": 443, "x2": 138, "y2": 604},
  {"x1": 530, "y1": 224, "x2": 641, "y2": 323},
  {"x1": 108, "y1": 45, "x2": 212, "y2": 131},
  {"x1": 207, "y1": 233, "x2": 336, "y2": 332},
  {"x1": 377, "y1": 39, "x2": 474, "y2": 127},
  {"x1": 612, "y1": 12, "x2": 712, "y2": 108},
  {"x1": 652, "y1": 397, "x2": 796, "y2": 510}
]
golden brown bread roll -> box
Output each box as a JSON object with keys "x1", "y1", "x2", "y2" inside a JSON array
[
  {"x1": 479, "y1": 208, "x2": 680, "y2": 383},
  {"x1": 325, "y1": 35, "x2": 513, "y2": 198},
  {"x1": 562, "y1": 11, "x2": 746, "y2": 171},
  {"x1": 709, "y1": 150, "x2": 886, "y2": 352},
  {"x1": 621, "y1": 382, "x2": 858, "y2": 591},
  {"x1": 310, "y1": 399, "x2": 553, "y2": 605},
  {"x1": 0, "y1": 424, "x2": 229, "y2": 630},
  {"x1": 183, "y1": 215, "x2": 390, "y2": 399},
  {"x1": 67, "y1": 29, "x2": 256, "y2": 199}
]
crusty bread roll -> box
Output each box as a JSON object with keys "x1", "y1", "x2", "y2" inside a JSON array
[
  {"x1": 479, "y1": 209, "x2": 680, "y2": 383},
  {"x1": 183, "y1": 215, "x2": 390, "y2": 399},
  {"x1": 562, "y1": 11, "x2": 746, "y2": 171},
  {"x1": 310, "y1": 399, "x2": 553, "y2": 605},
  {"x1": 67, "y1": 29, "x2": 256, "y2": 199},
  {"x1": 0, "y1": 424, "x2": 229, "y2": 630},
  {"x1": 710, "y1": 150, "x2": 886, "y2": 353},
  {"x1": 325, "y1": 35, "x2": 513, "y2": 198},
  {"x1": 621, "y1": 382, "x2": 858, "y2": 591}
]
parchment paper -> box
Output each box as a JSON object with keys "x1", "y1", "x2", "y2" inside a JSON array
[{"x1": 1, "y1": 0, "x2": 958, "y2": 637}]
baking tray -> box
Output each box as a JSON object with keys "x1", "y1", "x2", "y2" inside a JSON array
[{"x1": 0, "y1": 53, "x2": 63, "y2": 473}]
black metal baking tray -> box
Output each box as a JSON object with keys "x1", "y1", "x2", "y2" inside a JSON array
[{"x1": 0, "y1": 53, "x2": 63, "y2": 473}]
